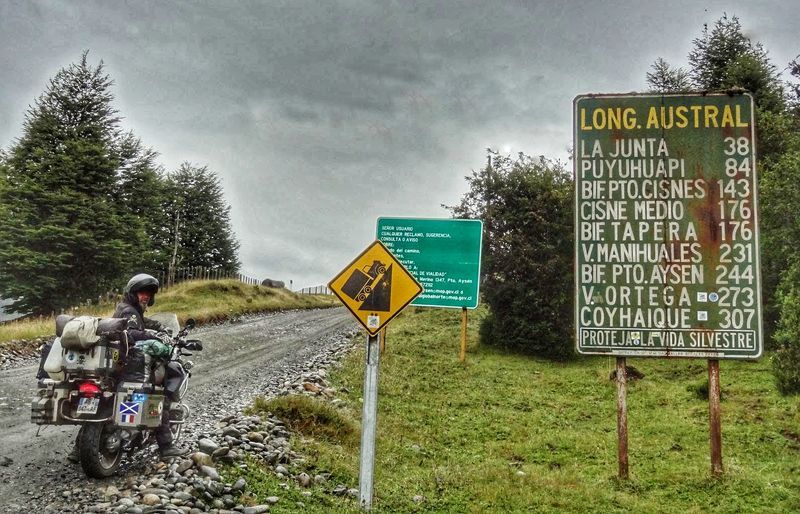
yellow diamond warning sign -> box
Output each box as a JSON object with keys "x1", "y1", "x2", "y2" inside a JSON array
[{"x1": 329, "y1": 240, "x2": 423, "y2": 335}]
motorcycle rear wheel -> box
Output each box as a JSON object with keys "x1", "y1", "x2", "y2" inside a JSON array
[{"x1": 78, "y1": 422, "x2": 123, "y2": 478}]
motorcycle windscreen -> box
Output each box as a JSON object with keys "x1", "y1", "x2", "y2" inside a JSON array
[{"x1": 147, "y1": 312, "x2": 181, "y2": 335}]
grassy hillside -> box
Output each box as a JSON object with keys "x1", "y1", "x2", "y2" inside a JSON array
[
  {"x1": 238, "y1": 306, "x2": 800, "y2": 513},
  {"x1": 0, "y1": 279, "x2": 336, "y2": 349}
]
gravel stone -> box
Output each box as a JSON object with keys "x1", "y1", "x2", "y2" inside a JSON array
[
  {"x1": 190, "y1": 452, "x2": 213, "y2": 468},
  {"x1": 197, "y1": 438, "x2": 219, "y2": 455},
  {"x1": 232, "y1": 478, "x2": 246, "y2": 492},
  {"x1": 141, "y1": 493, "x2": 161, "y2": 506},
  {"x1": 243, "y1": 506, "x2": 271, "y2": 514}
]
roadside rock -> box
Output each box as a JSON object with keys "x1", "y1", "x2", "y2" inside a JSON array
[
  {"x1": 244, "y1": 506, "x2": 271, "y2": 514},
  {"x1": 197, "y1": 438, "x2": 219, "y2": 455},
  {"x1": 200, "y1": 465, "x2": 220, "y2": 481},
  {"x1": 191, "y1": 452, "x2": 213, "y2": 468},
  {"x1": 141, "y1": 493, "x2": 161, "y2": 506}
]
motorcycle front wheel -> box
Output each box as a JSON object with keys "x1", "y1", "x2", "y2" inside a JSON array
[{"x1": 77, "y1": 422, "x2": 123, "y2": 478}]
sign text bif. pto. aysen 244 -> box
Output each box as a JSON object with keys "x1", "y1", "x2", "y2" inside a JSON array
[{"x1": 574, "y1": 93, "x2": 762, "y2": 359}]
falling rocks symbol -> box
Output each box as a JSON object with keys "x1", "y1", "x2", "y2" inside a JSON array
[{"x1": 359, "y1": 264, "x2": 392, "y2": 312}]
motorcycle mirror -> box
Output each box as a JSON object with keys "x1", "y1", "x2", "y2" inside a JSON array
[
  {"x1": 185, "y1": 340, "x2": 203, "y2": 351},
  {"x1": 185, "y1": 318, "x2": 196, "y2": 330}
]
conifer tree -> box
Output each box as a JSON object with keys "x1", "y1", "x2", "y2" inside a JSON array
[
  {"x1": 162, "y1": 163, "x2": 240, "y2": 277},
  {"x1": 0, "y1": 53, "x2": 152, "y2": 314}
]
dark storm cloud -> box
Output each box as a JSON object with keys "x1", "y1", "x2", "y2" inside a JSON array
[{"x1": 1, "y1": 0, "x2": 797, "y2": 288}]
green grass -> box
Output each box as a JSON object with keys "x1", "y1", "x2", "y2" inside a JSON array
[
  {"x1": 234, "y1": 306, "x2": 800, "y2": 513},
  {"x1": 249, "y1": 395, "x2": 358, "y2": 445},
  {"x1": 0, "y1": 279, "x2": 336, "y2": 349}
]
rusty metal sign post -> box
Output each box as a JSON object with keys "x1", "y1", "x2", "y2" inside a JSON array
[
  {"x1": 574, "y1": 92, "x2": 761, "y2": 479},
  {"x1": 708, "y1": 359, "x2": 723, "y2": 476}
]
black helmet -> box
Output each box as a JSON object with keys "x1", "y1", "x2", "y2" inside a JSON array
[{"x1": 124, "y1": 273, "x2": 160, "y2": 306}]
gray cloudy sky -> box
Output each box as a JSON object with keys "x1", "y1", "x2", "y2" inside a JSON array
[{"x1": 1, "y1": 1, "x2": 797, "y2": 289}]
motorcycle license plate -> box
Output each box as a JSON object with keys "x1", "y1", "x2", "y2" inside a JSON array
[{"x1": 77, "y1": 397, "x2": 99, "y2": 415}]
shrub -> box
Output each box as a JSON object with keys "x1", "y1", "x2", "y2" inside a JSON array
[
  {"x1": 449, "y1": 151, "x2": 574, "y2": 359},
  {"x1": 772, "y1": 259, "x2": 800, "y2": 395}
]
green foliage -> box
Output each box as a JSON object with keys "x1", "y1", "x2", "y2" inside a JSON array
[
  {"x1": 773, "y1": 343, "x2": 800, "y2": 395},
  {"x1": 688, "y1": 15, "x2": 783, "y2": 109},
  {"x1": 760, "y1": 146, "x2": 800, "y2": 340},
  {"x1": 0, "y1": 53, "x2": 152, "y2": 315},
  {"x1": 772, "y1": 259, "x2": 800, "y2": 395},
  {"x1": 162, "y1": 163, "x2": 240, "y2": 275},
  {"x1": 789, "y1": 56, "x2": 800, "y2": 116},
  {"x1": 646, "y1": 57, "x2": 690, "y2": 93},
  {"x1": 249, "y1": 395, "x2": 358, "y2": 445},
  {"x1": 115, "y1": 132, "x2": 168, "y2": 271},
  {"x1": 449, "y1": 151, "x2": 574, "y2": 359},
  {"x1": 0, "y1": 54, "x2": 243, "y2": 315}
]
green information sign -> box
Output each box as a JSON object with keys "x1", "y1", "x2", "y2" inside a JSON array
[
  {"x1": 376, "y1": 218, "x2": 483, "y2": 308},
  {"x1": 574, "y1": 93, "x2": 762, "y2": 359}
]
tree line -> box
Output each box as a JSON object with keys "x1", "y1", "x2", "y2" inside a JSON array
[
  {"x1": 449, "y1": 15, "x2": 800, "y2": 392},
  {"x1": 0, "y1": 52, "x2": 240, "y2": 316}
]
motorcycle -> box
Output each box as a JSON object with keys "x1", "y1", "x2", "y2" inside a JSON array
[{"x1": 31, "y1": 312, "x2": 203, "y2": 478}]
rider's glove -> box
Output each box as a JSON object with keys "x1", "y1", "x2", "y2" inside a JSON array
[{"x1": 156, "y1": 331, "x2": 172, "y2": 346}]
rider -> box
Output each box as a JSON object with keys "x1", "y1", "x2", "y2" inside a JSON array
[
  {"x1": 68, "y1": 273, "x2": 188, "y2": 461},
  {"x1": 114, "y1": 273, "x2": 188, "y2": 459}
]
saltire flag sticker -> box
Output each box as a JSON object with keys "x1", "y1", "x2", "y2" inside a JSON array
[{"x1": 119, "y1": 402, "x2": 141, "y2": 423}]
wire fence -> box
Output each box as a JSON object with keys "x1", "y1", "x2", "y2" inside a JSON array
[
  {"x1": 153, "y1": 267, "x2": 260, "y2": 289},
  {"x1": 1, "y1": 269, "x2": 319, "y2": 320},
  {"x1": 297, "y1": 285, "x2": 333, "y2": 295}
]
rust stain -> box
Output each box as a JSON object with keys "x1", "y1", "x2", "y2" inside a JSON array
[{"x1": 690, "y1": 162, "x2": 721, "y2": 255}]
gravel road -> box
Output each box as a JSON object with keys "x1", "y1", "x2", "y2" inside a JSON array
[{"x1": 0, "y1": 307, "x2": 358, "y2": 513}]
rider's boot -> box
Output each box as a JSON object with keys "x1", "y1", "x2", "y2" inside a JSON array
[
  {"x1": 158, "y1": 442, "x2": 189, "y2": 459},
  {"x1": 66, "y1": 444, "x2": 80, "y2": 463}
]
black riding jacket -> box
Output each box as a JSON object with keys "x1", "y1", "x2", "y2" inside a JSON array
[{"x1": 113, "y1": 292, "x2": 164, "y2": 343}]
